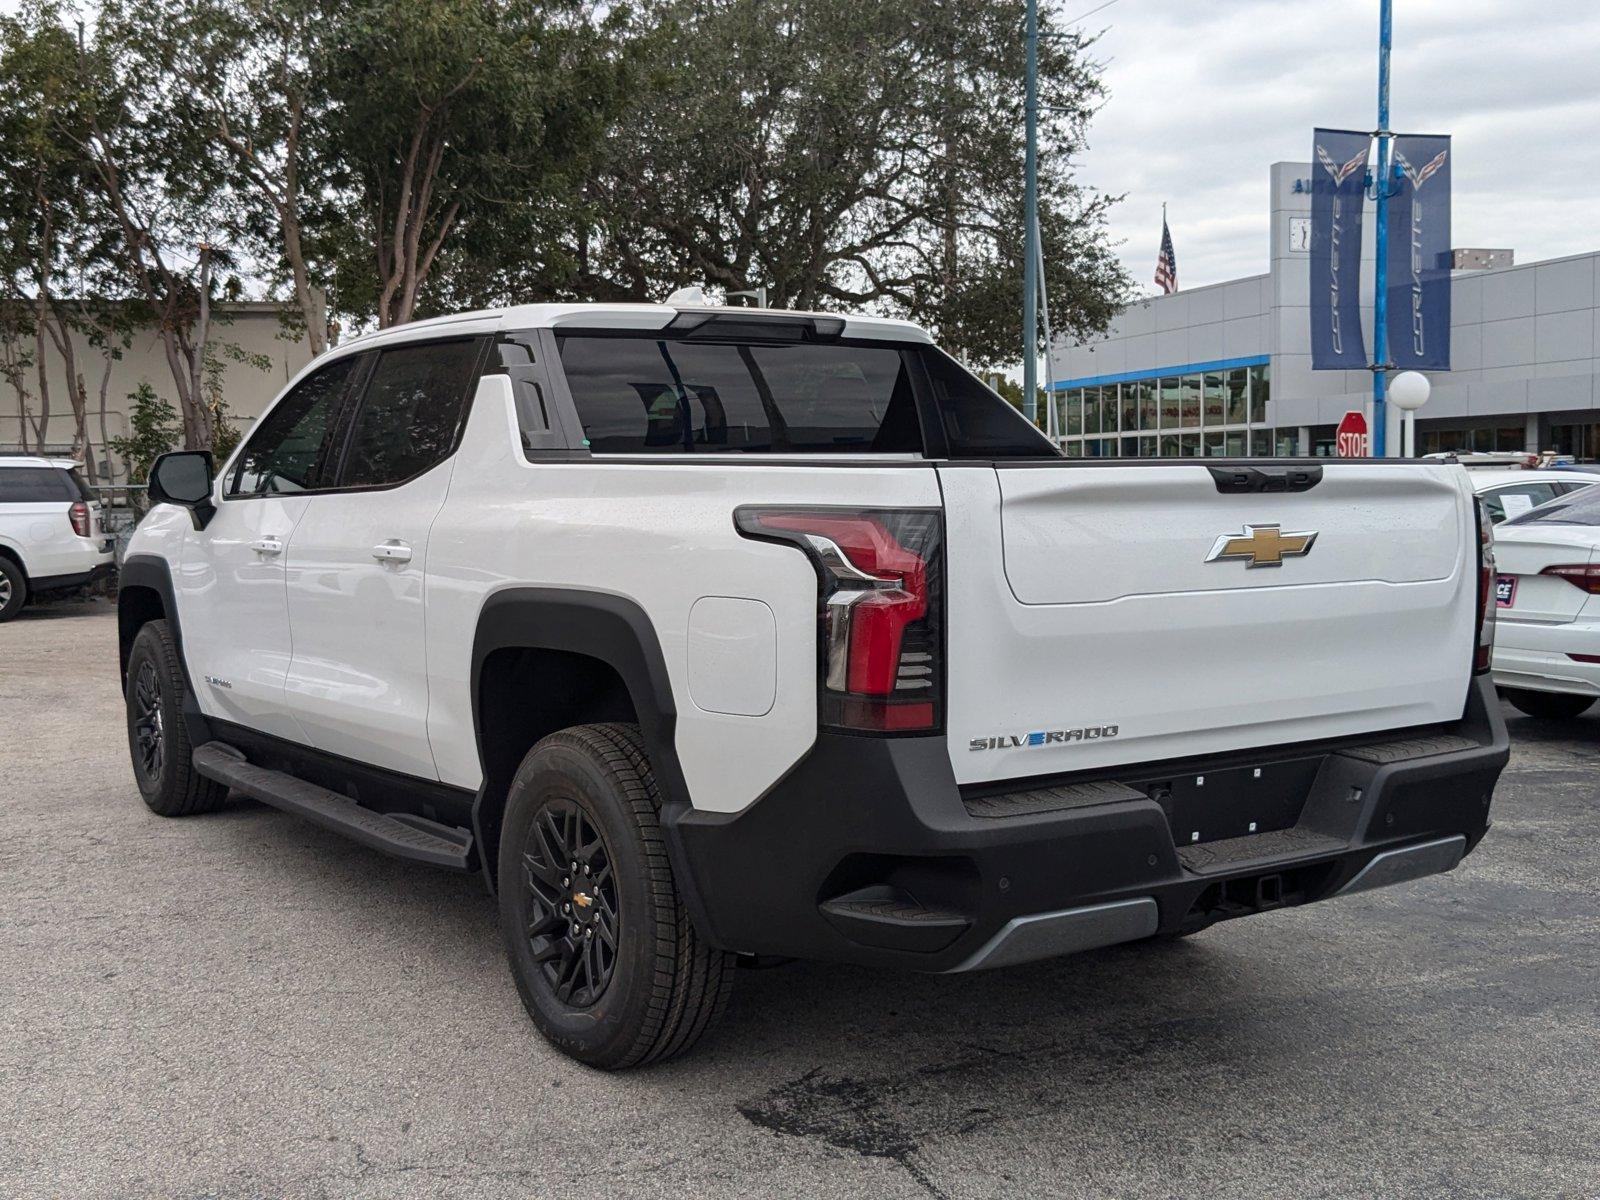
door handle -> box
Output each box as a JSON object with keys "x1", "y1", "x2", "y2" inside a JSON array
[
  {"x1": 372, "y1": 540, "x2": 413, "y2": 564},
  {"x1": 251, "y1": 536, "x2": 284, "y2": 556}
]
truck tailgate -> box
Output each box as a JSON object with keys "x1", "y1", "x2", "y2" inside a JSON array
[{"x1": 939, "y1": 461, "x2": 1478, "y2": 786}]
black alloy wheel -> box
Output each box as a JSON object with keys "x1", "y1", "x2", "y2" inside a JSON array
[{"x1": 520, "y1": 797, "x2": 620, "y2": 1008}]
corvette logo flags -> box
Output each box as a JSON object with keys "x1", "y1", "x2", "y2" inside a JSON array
[
  {"x1": 1310, "y1": 128, "x2": 1372, "y2": 370},
  {"x1": 1387, "y1": 134, "x2": 1452, "y2": 370}
]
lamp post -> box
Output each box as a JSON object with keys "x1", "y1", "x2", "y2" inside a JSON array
[
  {"x1": 1022, "y1": 0, "x2": 1040, "y2": 425},
  {"x1": 1388, "y1": 370, "x2": 1430, "y2": 456},
  {"x1": 1371, "y1": 0, "x2": 1395, "y2": 456}
]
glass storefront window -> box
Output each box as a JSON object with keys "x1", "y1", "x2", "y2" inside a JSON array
[
  {"x1": 1204, "y1": 431, "x2": 1225, "y2": 456},
  {"x1": 1121, "y1": 435, "x2": 1139, "y2": 457},
  {"x1": 1178, "y1": 432, "x2": 1200, "y2": 456},
  {"x1": 1160, "y1": 433, "x2": 1180, "y2": 457},
  {"x1": 1203, "y1": 373, "x2": 1226, "y2": 428},
  {"x1": 1225, "y1": 430, "x2": 1247, "y2": 456},
  {"x1": 1250, "y1": 364, "x2": 1270, "y2": 424},
  {"x1": 1276, "y1": 430, "x2": 1299, "y2": 457},
  {"x1": 1159, "y1": 377, "x2": 1181, "y2": 430},
  {"x1": 1137, "y1": 380, "x2": 1156, "y2": 431},
  {"x1": 1180, "y1": 376, "x2": 1202, "y2": 429},
  {"x1": 1084, "y1": 386, "x2": 1102, "y2": 435},
  {"x1": 1139, "y1": 435, "x2": 1158, "y2": 457},
  {"x1": 1064, "y1": 389, "x2": 1082, "y2": 436},
  {"x1": 1119, "y1": 383, "x2": 1137, "y2": 433},
  {"x1": 1226, "y1": 369, "x2": 1248, "y2": 425}
]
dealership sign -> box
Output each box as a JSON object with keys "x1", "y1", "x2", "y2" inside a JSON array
[
  {"x1": 1309, "y1": 129, "x2": 1372, "y2": 371},
  {"x1": 1386, "y1": 134, "x2": 1452, "y2": 370},
  {"x1": 1336, "y1": 410, "x2": 1369, "y2": 458}
]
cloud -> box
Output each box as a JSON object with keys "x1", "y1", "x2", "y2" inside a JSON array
[{"x1": 1072, "y1": 0, "x2": 1600, "y2": 292}]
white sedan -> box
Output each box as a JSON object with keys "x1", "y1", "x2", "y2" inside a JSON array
[
  {"x1": 1491, "y1": 483, "x2": 1600, "y2": 719},
  {"x1": 1470, "y1": 467, "x2": 1600, "y2": 525}
]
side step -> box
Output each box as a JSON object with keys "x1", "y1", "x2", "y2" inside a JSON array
[{"x1": 192, "y1": 742, "x2": 474, "y2": 870}]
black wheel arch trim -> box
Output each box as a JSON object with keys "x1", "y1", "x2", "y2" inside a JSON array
[
  {"x1": 468, "y1": 588, "x2": 699, "y2": 904},
  {"x1": 117, "y1": 553, "x2": 214, "y2": 749}
]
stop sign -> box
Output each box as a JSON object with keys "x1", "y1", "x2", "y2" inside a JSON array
[{"x1": 1336, "y1": 410, "x2": 1369, "y2": 458}]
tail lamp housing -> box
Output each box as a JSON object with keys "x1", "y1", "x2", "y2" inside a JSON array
[
  {"x1": 1474, "y1": 499, "x2": 1496, "y2": 674},
  {"x1": 68, "y1": 501, "x2": 92, "y2": 539},
  {"x1": 735, "y1": 507, "x2": 943, "y2": 733},
  {"x1": 1541, "y1": 564, "x2": 1600, "y2": 595}
]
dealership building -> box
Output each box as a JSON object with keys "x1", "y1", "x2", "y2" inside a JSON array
[{"x1": 1047, "y1": 161, "x2": 1600, "y2": 459}]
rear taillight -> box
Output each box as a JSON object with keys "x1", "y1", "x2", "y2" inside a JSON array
[
  {"x1": 68, "y1": 501, "x2": 91, "y2": 538},
  {"x1": 736, "y1": 507, "x2": 943, "y2": 733},
  {"x1": 1541, "y1": 564, "x2": 1600, "y2": 594},
  {"x1": 1474, "y1": 499, "x2": 1495, "y2": 673}
]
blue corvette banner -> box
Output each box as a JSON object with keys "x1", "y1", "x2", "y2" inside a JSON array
[
  {"x1": 1310, "y1": 128, "x2": 1372, "y2": 370},
  {"x1": 1387, "y1": 134, "x2": 1452, "y2": 370}
]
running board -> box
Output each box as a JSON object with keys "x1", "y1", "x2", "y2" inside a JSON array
[{"x1": 191, "y1": 742, "x2": 474, "y2": 870}]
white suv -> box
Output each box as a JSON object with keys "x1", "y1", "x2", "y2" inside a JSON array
[
  {"x1": 0, "y1": 456, "x2": 114, "y2": 621},
  {"x1": 118, "y1": 303, "x2": 1509, "y2": 1067}
]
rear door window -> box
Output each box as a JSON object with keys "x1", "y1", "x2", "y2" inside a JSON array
[
  {"x1": 1506, "y1": 483, "x2": 1600, "y2": 527},
  {"x1": 1481, "y1": 481, "x2": 1561, "y2": 523},
  {"x1": 556, "y1": 336, "x2": 923, "y2": 454},
  {"x1": 336, "y1": 339, "x2": 483, "y2": 488},
  {"x1": 0, "y1": 467, "x2": 75, "y2": 502}
]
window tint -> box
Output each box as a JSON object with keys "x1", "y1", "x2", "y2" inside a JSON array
[
  {"x1": 0, "y1": 467, "x2": 76, "y2": 502},
  {"x1": 921, "y1": 350, "x2": 1057, "y2": 457},
  {"x1": 557, "y1": 336, "x2": 922, "y2": 454},
  {"x1": 339, "y1": 340, "x2": 482, "y2": 487},
  {"x1": 1480, "y1": 481, "x2": 1559, "y2": 524},
  {"x1": 231, "y1": 357, "x2": 358, "y2": 495},
  {"x1": 1507, "y1": 482, "x2": 1600, "y2": 527}
]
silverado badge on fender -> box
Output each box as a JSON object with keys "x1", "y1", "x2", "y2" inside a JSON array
[{"x1": 1205, "y1": 524, "x2": 1318, "y2": 568}]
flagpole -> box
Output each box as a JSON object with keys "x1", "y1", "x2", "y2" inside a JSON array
[
  {"x1": 1022, "y1": 0, "x2": 1040, "y2": 425},
  {"x1": 1371, "y1": 0, "x2": 1392, "y2": 456}
]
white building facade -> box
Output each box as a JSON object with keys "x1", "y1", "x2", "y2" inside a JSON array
[{"x1": 1049, "y1": 162, "x2": 1600, "y2": 460}]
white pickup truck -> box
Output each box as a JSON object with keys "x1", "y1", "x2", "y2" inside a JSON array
[{"x1": 119, "y1": 303, "x2": 1508, "y2": 1067}]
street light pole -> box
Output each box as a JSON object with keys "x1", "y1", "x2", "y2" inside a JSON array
[
  {"x1": 1371, "y1": 0, "x2": 1393, "y2": 456},
  {"x1": 1022, "y1": 0, "x2": 1040, "y2": 425}
]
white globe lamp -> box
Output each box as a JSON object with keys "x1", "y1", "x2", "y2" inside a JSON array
[{"x1": 1389, "y1": 371, "x2": 1431, "y2": 456}]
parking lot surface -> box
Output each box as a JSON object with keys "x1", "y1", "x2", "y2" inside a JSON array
[{"x1": 2, "y1": 600, "x2": 1598, "y2": 1199}]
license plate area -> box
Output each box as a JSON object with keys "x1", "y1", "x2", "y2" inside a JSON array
[
  {"x1": 1132, "y1": 757, "x2": 1322, "y2": 847},
  {"x1": 1495, "y1": 575, "x2": 1517, "y2": 608}
]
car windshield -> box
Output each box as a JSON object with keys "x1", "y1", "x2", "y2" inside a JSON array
[{"x1": 1505, "y1": 483, "x2": 1600, "y2": 527}]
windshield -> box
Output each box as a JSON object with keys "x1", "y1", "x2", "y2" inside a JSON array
[{"x1": 1505, "y1": 482, "x2": 1600, "y2": 527}]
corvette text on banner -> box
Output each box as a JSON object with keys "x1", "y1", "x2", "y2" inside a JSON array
[
  {"x1": 1386, "y1": 133, "x2": 1452, "y2": 371},
  {"x1": 1310, "y1": 128, "x2": 1372, "y2": 371}
]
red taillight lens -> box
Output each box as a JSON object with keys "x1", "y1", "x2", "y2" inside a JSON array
[
  {"x1": 1541, "y1": 564, "x2": 1600, "y2": 594},
  {"x1": 68, "y1": 501, "x2": 91, "y2": 538},
  {"x1": 1474, "y1": 499, "x2": 1496, "y2": 674},
  {"x1": 736, "y1": 507, "x2": 943, "y2": 733}
]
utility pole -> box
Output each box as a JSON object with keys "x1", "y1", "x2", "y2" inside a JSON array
[
  {"x1": 1371, "y1": 0, "x2": 1393, "y2": 456},
  {"x1": 1022, "y1": 0, "x2": 1040, "y2": 425}
]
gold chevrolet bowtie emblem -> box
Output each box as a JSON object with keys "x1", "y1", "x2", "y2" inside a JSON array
[
  {"x1": 571, "y1": 891, "x2": 594, "y2": 909},
  {"x1": 1205, "y1": 523, "x2": 1318, "y2": 568}
]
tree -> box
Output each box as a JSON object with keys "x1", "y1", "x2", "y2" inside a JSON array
[
  {"x1": 573, "y1": 0, "x2": 1129, "y2": 366},
  {"x1": 108, "y1": 380, "x2": 178, "y2": 482}
]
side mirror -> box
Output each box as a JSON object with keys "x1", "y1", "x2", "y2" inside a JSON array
[{"x1": 148, "y1": 451, "x2": 216, "y2": 528}]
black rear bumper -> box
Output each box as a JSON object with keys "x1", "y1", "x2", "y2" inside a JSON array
[{"x1": 663, "y1": 676, "x2": 1508, "y2": 972}]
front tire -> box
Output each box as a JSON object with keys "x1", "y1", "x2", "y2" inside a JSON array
[
  {"x1": 497, "y1": 723, "x2": 734, "y2": 1069},
  {"x1": 125, "y1": 620, "x2": 228, "y2": 816},
  {"x1": 1504, "y1": 688, "x2": 1596, "y2": 720},
  {"x1": 0, "y1": 556, "x2": 25, "y2": 622}
]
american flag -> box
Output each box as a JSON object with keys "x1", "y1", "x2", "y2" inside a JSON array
[{"x1": 1154, "y1": 214, "x2": 1177, "y2": 295}]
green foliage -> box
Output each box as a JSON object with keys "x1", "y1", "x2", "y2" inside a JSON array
[{"x1": 109, "y1": 382, "x2": 179, "y2": 483}]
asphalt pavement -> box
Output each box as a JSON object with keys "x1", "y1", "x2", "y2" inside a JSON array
[{"x1": 2, "y1": 599, "x2": 1597, "y2": 1199}]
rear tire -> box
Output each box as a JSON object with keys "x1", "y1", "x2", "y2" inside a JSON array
[
  {"x1": 0, "y1": 556, "x2": 25, "y2": 622},
  {"x1": 497, "y1": 722, "x2": 734, "y2": 1069},
  {"x1": 125, "y1": 620, "x2": 228, "y2": 816},
  {"x1": 1503, "y1": 688, "x2": 1596, "y2": 720}
]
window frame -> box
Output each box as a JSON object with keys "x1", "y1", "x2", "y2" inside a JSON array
[{"x1": 223, "y1": 352, "x2": 368, "y2": 501}]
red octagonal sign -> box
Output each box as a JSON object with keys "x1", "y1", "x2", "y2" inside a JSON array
[{"x1": 1336, "y1": 410, "x2": 1369, "y2": 458}]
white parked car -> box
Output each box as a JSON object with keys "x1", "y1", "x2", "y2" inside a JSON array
[
  {"x1": 118, "y1": 302, "x2": 1509, "y2": 1067},
  {"x1": 0, "y1": 456, "x2": 114, "y2": 622},
  {"x1": 1491, "y1": 483, "x2": 1600, "y2": 719},
  {"x1": 1468, "y1": 467, "x2": 1600, "y2": 525}
]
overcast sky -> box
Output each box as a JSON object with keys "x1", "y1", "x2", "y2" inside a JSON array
[{"x1": 1075, "y1": 0, "x2": 1600, "y2": 295}]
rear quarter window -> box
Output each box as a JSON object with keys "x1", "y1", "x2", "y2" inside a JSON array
[
  {"x1": 0, "y1": 467, "x2": 76, "y2": 502},
  {"x1": 1506, "y1": 483, "x2": 1600, "y2": 527}
]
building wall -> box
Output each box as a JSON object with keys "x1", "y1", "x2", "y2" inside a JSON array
[
  {"x1": 1050, "y1": 161, "x2": 1600, "y2": 457},
  {"x1": 0, "y1": 303, "x2": 312, "y2": 480}
]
